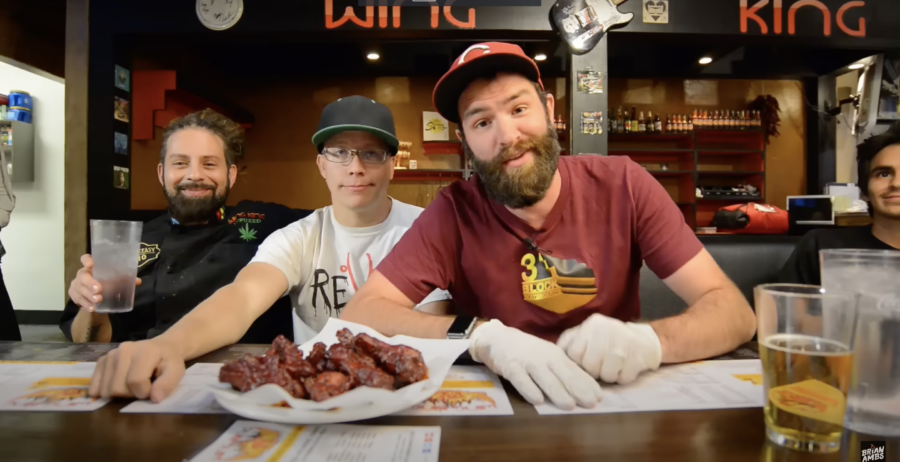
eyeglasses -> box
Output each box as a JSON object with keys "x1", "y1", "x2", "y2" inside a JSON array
[{"x1": 321, "y1": 147, "x2": 390, "y2": 165}]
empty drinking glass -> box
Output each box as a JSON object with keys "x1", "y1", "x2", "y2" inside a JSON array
[
  {"x1": 819, "y1": 249, "x2": 900, "y2": 437},
  {"x1": 90, "y1": 220, "x2": 142, "y2": 313}
]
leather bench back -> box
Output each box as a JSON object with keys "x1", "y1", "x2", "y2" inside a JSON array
[{"x1": 639, "y1": 235, "x2": 801, "y2": 320}]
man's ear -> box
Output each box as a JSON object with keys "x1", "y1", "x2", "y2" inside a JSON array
[
  {"x1": 157, "y1": 163, "x2": 164, "y2": 188},
  {"x1": 455, "y1": 129, "x2": 463, "y2": 142},
  {"x1": 544, "y1": 92, "x2": 556, "y2": 123},
  {"x1": 316, "y1": 154, "x2": 327, "y2": 180},
  {"x1": 228, "y1": 163, "x2": 238, "y2": 188}
]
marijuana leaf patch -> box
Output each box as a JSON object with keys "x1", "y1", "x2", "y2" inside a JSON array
[{"x1": 238, "y1": 223, "x2": 258, "y2": 242}]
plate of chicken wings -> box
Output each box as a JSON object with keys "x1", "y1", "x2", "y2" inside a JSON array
[{"x1": 211, "y1": 318, "x2": 471, "y2": 424}]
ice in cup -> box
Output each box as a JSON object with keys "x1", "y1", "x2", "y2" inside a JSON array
[
  {"x1": 90, "y1": 220, "x2": 142, "y2": 313},
  {"x1": 820, "y1": 248, "x2": 900, "y2": 437},
  {"x1": 754, "y1": 284, "x2": 858, "y2": 454}
]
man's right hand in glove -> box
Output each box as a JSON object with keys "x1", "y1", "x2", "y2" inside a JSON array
[{"x1": 468, "y1": 319, "x2": 603, "y2": 410}]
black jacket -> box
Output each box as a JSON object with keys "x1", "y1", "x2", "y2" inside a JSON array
[
  {"x1": 778, "y1": 225, "x2": 897, "y2": 285},
  {"x1": 60, "y1": 201, "x2": 311, "y2": 343}
]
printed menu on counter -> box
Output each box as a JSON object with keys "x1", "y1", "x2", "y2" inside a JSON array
[
  {"x1": 121, "y1": 363, "x2": 229, "y2": 414},
  {"x1": 189, "y1": 420, "x2": 440, "y2": 462},
  {"x1": 0, "y1": 362, "x2": 108, "y2": 411},
  {"x1": 395, "y1": 365, "x2": 514, "y2": 416},
  {"x1": 534, "y1": 359, "x2": 764, "y2": 415},
  {"x1": 122, "y1": 363, "x2": 515, "y2": 417}
]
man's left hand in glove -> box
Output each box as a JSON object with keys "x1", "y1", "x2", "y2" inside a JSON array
[{"x1": 557, "y1": 313, "x2": 662, "y2": 384}]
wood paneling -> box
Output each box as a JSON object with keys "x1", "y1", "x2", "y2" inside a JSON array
[
  {"x1": 63, "y1": 0, "x2": 89, "y2": 300},
  {"x1": 608, "y1": 79, "x2": 807, "y2": 210},
  {"x1": 0, "y1": 1, "x2": 66, "y2": 78}
]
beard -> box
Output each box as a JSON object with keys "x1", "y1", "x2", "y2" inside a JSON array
[
  {"x1": 163, "y1": 180, "x2": 229, "y2": 224},
  {"x1": 464, "y1": 121, "x2": 561, "y2": 209}
]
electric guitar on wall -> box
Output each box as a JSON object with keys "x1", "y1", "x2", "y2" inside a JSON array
[{"x1": 551, "y1": 0, "x2": 633, "y2": 54}]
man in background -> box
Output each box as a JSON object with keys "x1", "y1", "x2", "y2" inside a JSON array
[
  {"x1": 60, "y1": 109, "x2": 308, "y2": 343},
  {"x1": 779, "y1": 123, "x2": 900, "y2": 284}
]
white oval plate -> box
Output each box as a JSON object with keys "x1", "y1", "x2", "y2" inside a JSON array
[{"x1": 212, "y1": 318, "x2": 471, "y2": 424}]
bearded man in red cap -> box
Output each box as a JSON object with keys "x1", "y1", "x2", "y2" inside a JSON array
[{"x1": 342, "y1": 42, "x2": 756, "y2": 410}]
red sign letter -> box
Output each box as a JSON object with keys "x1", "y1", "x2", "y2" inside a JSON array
[
  {"x1": 325, "y1": 0, "x2": 374, "y2": 29},
  {"x1": 740, "y1": 0, "x2": 770, "y2": 34},
  {"x1": 836, "y1": 1, "x2": 866, "y2": 37},
  {"x1": 788, "y1": 0, "x2": 831, "y2": 36}
]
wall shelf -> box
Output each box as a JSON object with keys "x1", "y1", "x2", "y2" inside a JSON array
[
  {"x1": 392, "y1": 169, "x2": 465, "y2": 182},
  {"x1": 610, "y1": 129, "x2": 766, "y2": 230}
]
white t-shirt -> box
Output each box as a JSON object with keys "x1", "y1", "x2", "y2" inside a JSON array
[{"x1": 251, "y1": 198, "x2": 451, "y2": 343}]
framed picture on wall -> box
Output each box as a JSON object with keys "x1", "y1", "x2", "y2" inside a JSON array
[
  {"x1": 114, "y1": 132, "x2": 128, "y2": 155},
  {"x1": 114, "y1": 65, "x2": 130, "y2": 92},
  {"x1": 113, "y1": 166, "x2": 130, "y2": 190},
  {"x1": 114, "y1": 97, "x2": 130, "y2": 123}
]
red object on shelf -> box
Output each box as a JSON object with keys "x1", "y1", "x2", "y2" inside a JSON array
[
  {"x1": 422, "y1": 142, "x2": 463, "y2": 156},
  {"x1": 132, "y1": 71, "x2": 253, "y2": 141},
  {"x1": 392, "y1": 170, "x2": 463, "y2": 182}
]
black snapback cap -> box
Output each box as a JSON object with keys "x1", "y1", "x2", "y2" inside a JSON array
[{"x1": 311, "y1": 96, "x2": 399, "y2": 155}]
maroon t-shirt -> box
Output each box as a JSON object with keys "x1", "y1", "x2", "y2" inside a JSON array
[{"x1": 377, "y1": 156, "x2": 703, "y2": 341}]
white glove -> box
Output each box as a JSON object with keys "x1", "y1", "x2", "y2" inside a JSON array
[
  {"x1": 557, "y1": 314, "x2": 662, "y2": 384},
  {"x1": 469, "y1": 319, "x2": 603, "y2": 410}
]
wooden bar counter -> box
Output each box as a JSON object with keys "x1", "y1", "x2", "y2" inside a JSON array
[{"x1": 0, "y1": 342, "x2": 895, "y2": 462}]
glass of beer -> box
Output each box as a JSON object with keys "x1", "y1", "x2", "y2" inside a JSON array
[
  {"x1": 90, "y1": 220, "x2": 142, "y2": 313},
  {"x1": 754, "y1": 284, "x2": 858, "y2": 453}
]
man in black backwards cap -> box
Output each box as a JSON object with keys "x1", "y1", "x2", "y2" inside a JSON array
[{"x1": 88, "y1": 97, "x2": 449, "y2": 402}]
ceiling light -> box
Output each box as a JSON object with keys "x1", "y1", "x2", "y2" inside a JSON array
[
  {"x1": 367, "y1": 52, "x2": 380, "y2": 61},
  {"x1": 849, "y1": 63, "x2": 865, "y2": 70},
  {"x1": 699, "y1": 57, "x2": 713, "y2": 65},
  {"x1": 534, "y1": 53, "x2": 547, "y2": 61}
]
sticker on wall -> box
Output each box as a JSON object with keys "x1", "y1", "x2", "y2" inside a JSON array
[
  {"x1": 113, "y1": 166, "x2": 130, "y2": 190},
  {"x1": 114, "y1": 97, "x2": 130, "y2": 123},
  {"x1": 642, "y1": 0, "x2": 668, "y2": 24},
  {"x1": 581, "y1": 111, "x2": 603, "y2": 135},
  {"x1": 114, "y1": 132, "x2": 128, "y2": 155},
  {"x1": 577, "y1": 69, "x2": 603, "y2": 94},
  {"x1": 114, "y1": 65, "x2": 131, "y2": 92},
  {"x1": 422, "y1": 111, "x2": 449, "y2": 142}
]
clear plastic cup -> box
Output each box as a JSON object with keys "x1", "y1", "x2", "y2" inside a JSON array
[
  {"x1": 844, "y1": 293, "x2": 900, "y2": 437},
  {"x1": 819, "y1": 249, "x2": 900, "y2": 437},
  {"x1": 90, "y1": 220, "x2": 142, "y2": 313},
  {"x1": 819, "y1": 249, "x2": 900, "y2": 295},
  {"x1": 754, "y1": 284, "x2": 858, "y2": 454}
]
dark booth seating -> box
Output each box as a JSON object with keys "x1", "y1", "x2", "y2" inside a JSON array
[{"x1": 639, "y1": 235, "x2": 801, "y2": 321}]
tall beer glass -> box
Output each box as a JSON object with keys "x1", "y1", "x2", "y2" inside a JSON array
[{"x1": 754, "y1": 284, "x2": 857, "y2": 453}]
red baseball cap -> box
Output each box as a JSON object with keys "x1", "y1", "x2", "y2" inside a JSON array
[{"x1": 433, "y1": 42, "x2": 544, "y2": 124}]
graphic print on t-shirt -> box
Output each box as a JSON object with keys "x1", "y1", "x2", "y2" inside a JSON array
[
  {"x1": 308, "y1": 252, "x2": 374, "y2": 317},
  {"x1": 521, "y1": 251, "x2": 597, "y2": 314}
]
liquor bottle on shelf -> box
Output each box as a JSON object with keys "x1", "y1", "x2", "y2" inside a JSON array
[
  {"x1": 646, "y1": 111, "x2": 653, "y2": 133},
  {"x1": 616, "y1": 107, "x2": 624, "y2": 133},
  {"x1": 638, "y1": 111, "x2": 646, "y2": 132},
  {"x1": 688, "y1": 115, "x2": 694, "y2": 132},
  {"x1": 653, "y1": 112, "x2": 662, "y2": 133},
  {"x1": 630, "y1": 107, "x2": 638, "y2": 132},
  {"x1": 665, "y1": 114, "x2": 672, "y2": 133},
  {"x1": 624, "y1": 109, "x2": 632, "y2": 133}
]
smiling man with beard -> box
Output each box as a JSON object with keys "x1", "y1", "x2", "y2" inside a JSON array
[
  {"x1": 340, "y1": 42, "x2": 757, "y2": 411},
  {"x1": 60, "y1": 109, "x2": 309, "y2": 344}
]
